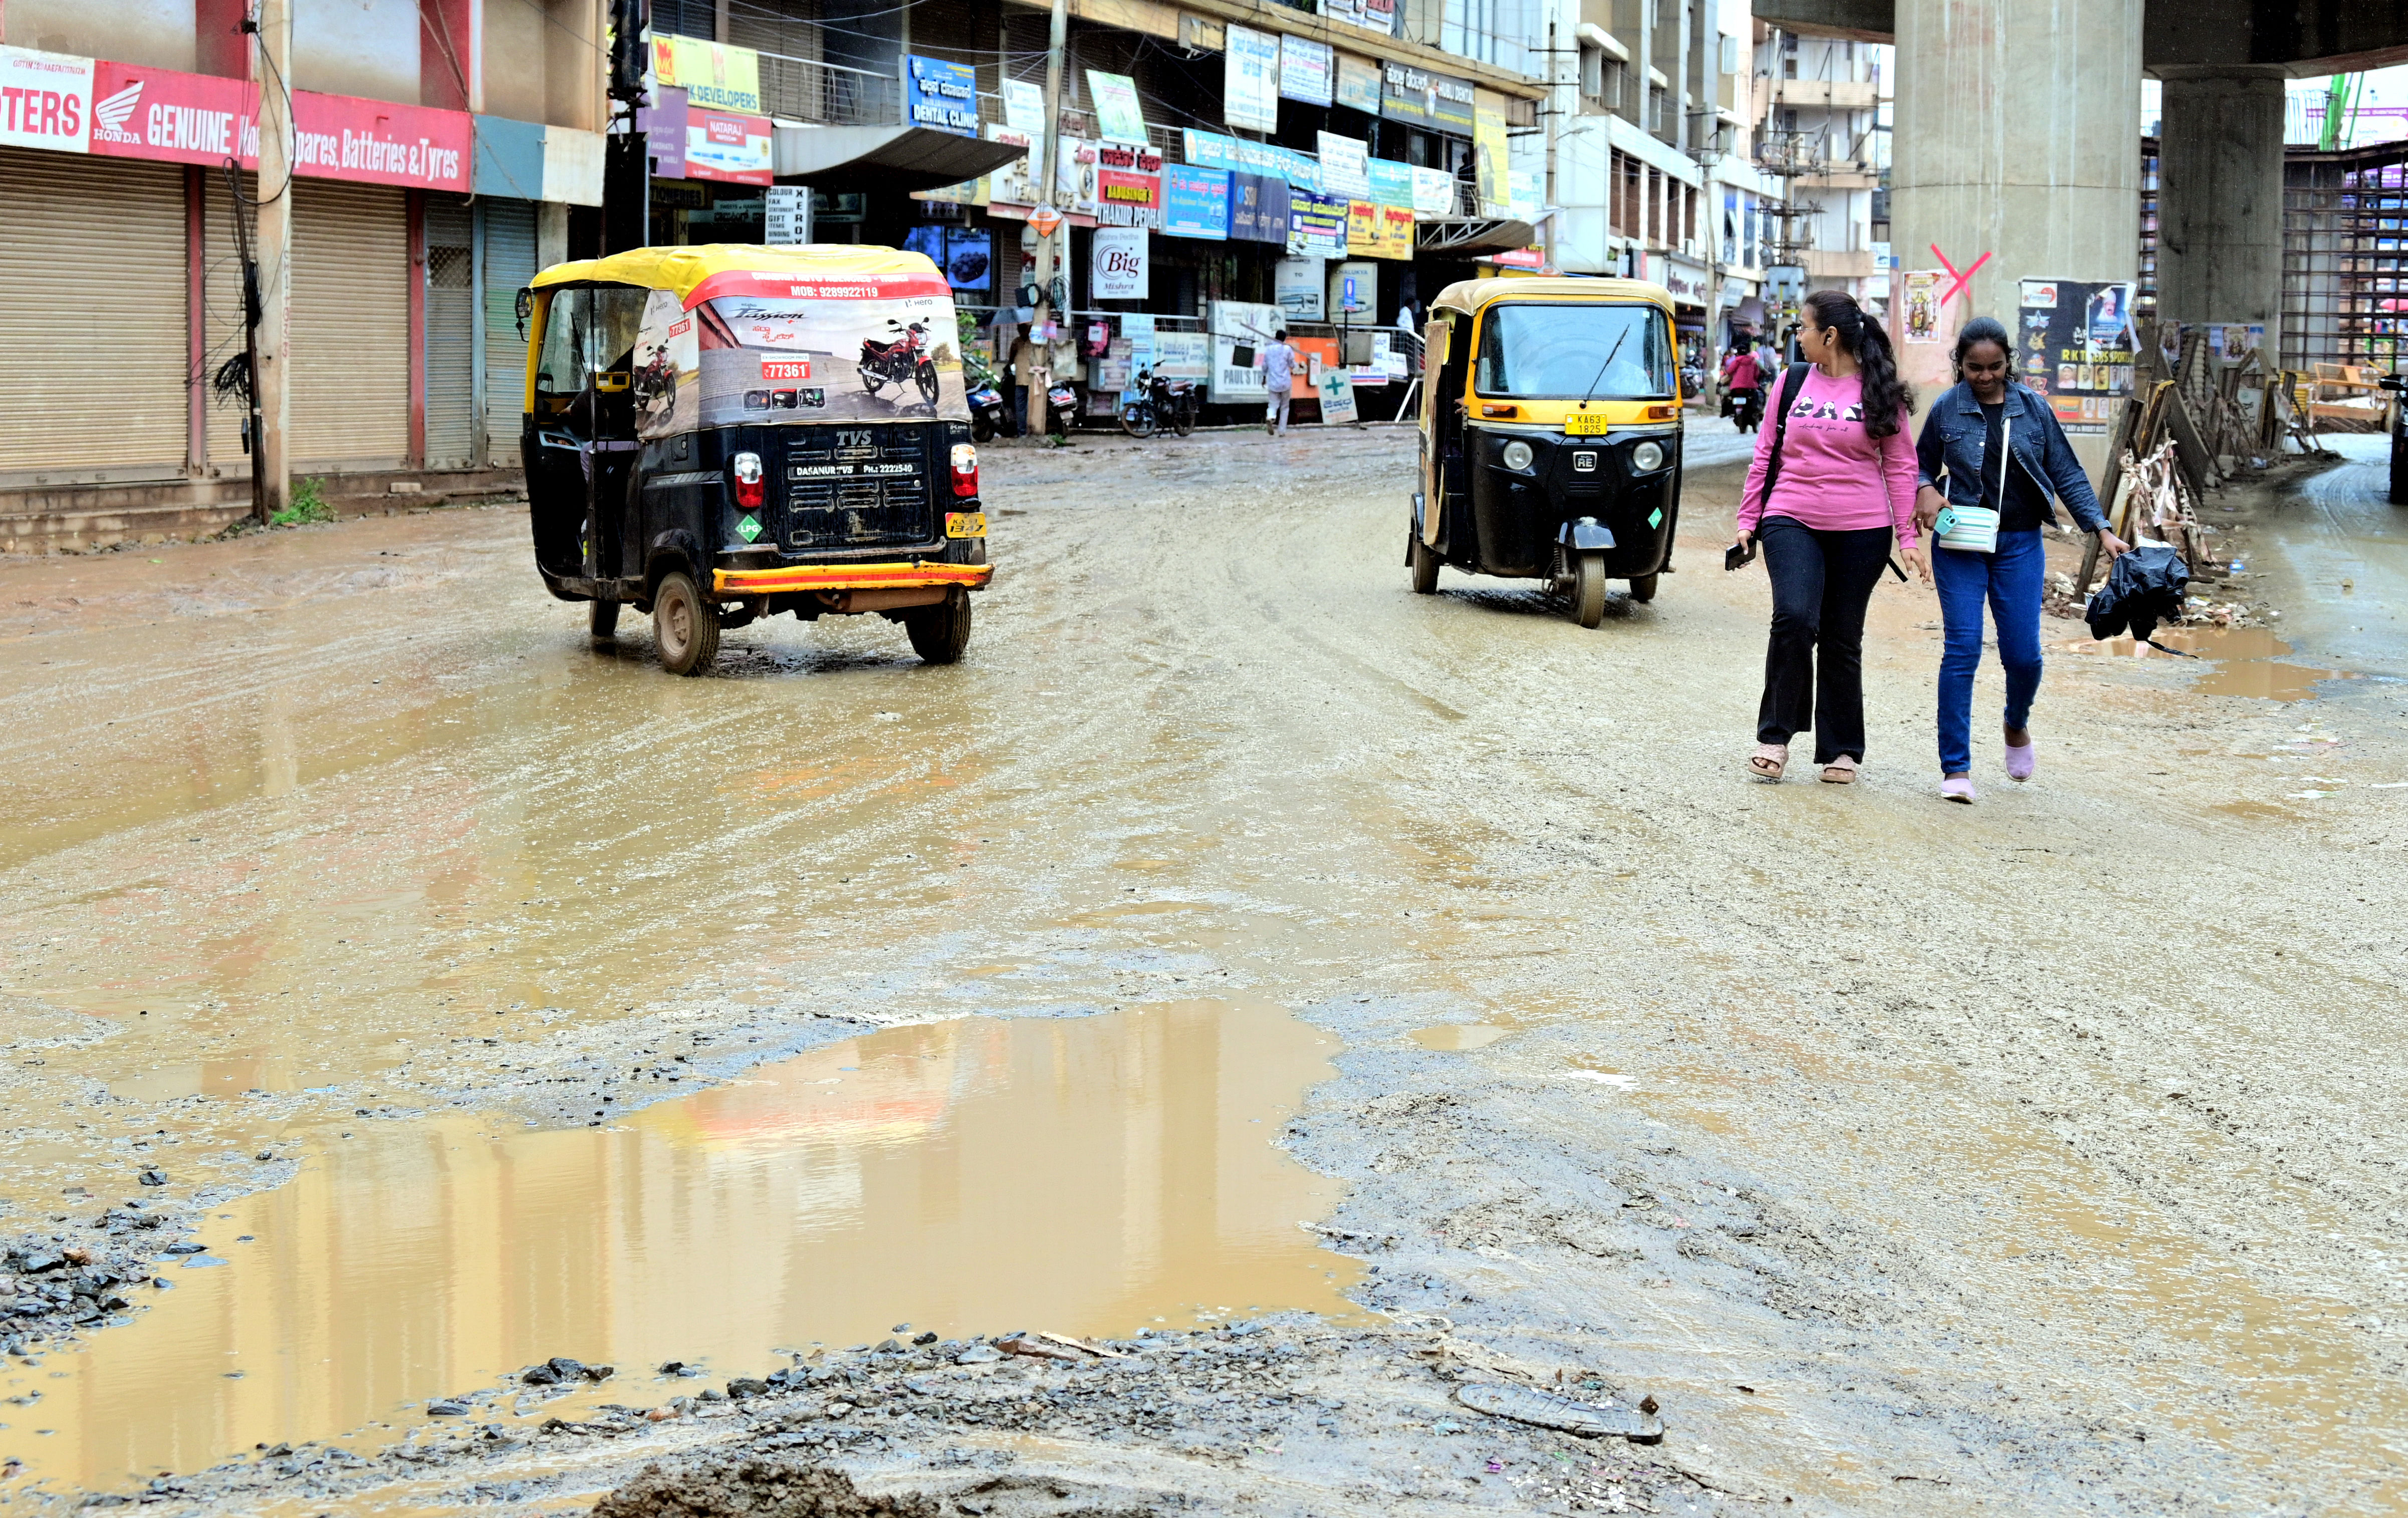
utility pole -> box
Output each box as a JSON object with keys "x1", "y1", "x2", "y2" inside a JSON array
[
  {"x1": 252, "y1": 0, "x2": 292, "y2": 521},
  {"x1": 604, "y1": 0, "x2": 650, "y2": 252},
  {"x1": 1029, "y1": 0, "x2": 1067, "y2": 437}
]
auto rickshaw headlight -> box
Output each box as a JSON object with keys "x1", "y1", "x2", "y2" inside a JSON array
[
  {"x1": 1631, "y1": 441, "x2": 1666, "y2": 473},
  {"x1": 1499, "y1": 439, "x2": 1534, "y2": 472},
  {"x1": 732, "y1": 451, "x2": 765, "y2": 510},
  {"x1": 950, "y1": 442, "x2": 980, "y2": 498}
]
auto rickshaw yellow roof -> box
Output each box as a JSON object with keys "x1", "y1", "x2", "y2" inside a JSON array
[
  {"x1": 530, "y1": 243, "x2": 942, "y2": 305},
  {"x1": 1431, "y1": 276, "x2": 1675, "y2": 316}
]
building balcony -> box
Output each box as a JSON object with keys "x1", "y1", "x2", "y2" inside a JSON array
[
  {"x1": 1771, "y1": 78, "x2": 1877, "y2": 111},
  {"x1": 1802, "y1": 248, "x2": 1876, "y2": 279},
  {"x1": 1797, "y1": 167, "x2": 1880, "y2": 190}
]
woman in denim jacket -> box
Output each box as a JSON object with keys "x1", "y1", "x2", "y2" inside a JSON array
[{"x1": 1912, "y1": 319, "x2": 2129, "y2": 803}]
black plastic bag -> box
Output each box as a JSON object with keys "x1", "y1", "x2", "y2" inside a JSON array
[{"x1": 2085, "y1": 541, "x2": 2190, "y2": 646}]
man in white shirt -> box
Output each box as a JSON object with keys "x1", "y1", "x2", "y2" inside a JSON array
[{"x1": 1263, "y1": 329, "x2": 1299, "y2": 436}]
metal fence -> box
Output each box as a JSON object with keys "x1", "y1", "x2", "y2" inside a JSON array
[{"x1": 757, "y1": 53, "x2": 902, "y2": 127}]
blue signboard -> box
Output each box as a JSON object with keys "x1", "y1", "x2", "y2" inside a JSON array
[
  {"x1": 1367, "y1": 157, "x2": 1415, "y2": 210},
  {"x1": 1164, "y1": 164, "x2": 1231, "y2": 240},
  {"x1": 1230, "y1": 172, "x2": 1291, "y2": 244},
  {"x1": 906, "y1": 56, "x2": 979, "y2": 137}
]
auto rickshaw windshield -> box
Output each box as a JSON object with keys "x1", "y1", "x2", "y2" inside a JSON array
[{"x1": 1474, "y1": 303, "x2": 1676, "y2": 399}]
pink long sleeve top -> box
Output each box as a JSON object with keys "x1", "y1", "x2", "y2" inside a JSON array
[{"x1": 1736, "y1": 367, "x2": 1920, "y2": 542}]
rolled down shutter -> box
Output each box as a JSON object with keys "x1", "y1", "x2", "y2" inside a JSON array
[
  {"x1": 291, "y1": 179, "x2": 410, "y2": 469},
  {"x1": 424, "y1": 196, "x2": 475, "y2": 468},
  {"x1": 204, "y1": 170, "x2": 258, "y2": 468},
  {"x1": 0, "y1": 148, "x2": 187, "y2": 480},
  {"x1": 481, "y1": 198, "x2": 537, "y2": 468}
]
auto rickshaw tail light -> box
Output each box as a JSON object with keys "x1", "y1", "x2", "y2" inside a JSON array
[
  {"x1": 950, "y1": 443, "x2": 979, "y2": 498},
  {"x1": 733, "y1": 451, "x2": 765, "y2": 511}
]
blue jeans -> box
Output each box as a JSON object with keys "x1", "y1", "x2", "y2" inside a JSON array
[{"x1": 1934, "y1": 528, "x2": 2045, "y2": 775}]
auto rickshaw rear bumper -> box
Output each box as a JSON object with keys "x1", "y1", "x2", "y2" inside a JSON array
[{"x1": 711, "y1": 561, "x2": 995, "y2": 596}]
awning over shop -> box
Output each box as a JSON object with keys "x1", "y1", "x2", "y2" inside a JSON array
[
  {"x1": 772, "y1": 125, "x2": 1029, "y2": 192},
  {"x1": 1416, "y1": 216, "x2": 1538, "y2": 256}
]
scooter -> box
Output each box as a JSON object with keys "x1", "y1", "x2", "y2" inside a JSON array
[
  {"x1": 966, "y1": 377, "x2": 1008, "y2": 442},
  {"x1": 1046, "y1": 380, "x2": 1081, "y2": 437}
]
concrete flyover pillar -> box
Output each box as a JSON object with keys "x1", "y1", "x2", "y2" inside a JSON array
[
  {"x1": 1891, "y1": 0, "x2": 2143, "y2": 466},
  {"x1": 2156, "y1": 71, "x2": 2287, "y2": 363}
]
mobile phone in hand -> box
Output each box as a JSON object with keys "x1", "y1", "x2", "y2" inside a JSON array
[{"x1": 1724, "y1": 541, "x2": 1756, "y2": 572}]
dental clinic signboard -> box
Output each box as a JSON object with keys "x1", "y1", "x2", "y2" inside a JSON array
[
  {"x1": 2, "y1": 47, "x2": 468, "y2": 192},
  {"x1": 905, "y1": 56, "x2": 978, "y2": 137}
]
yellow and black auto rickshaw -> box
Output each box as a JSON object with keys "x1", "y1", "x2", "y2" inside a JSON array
[
  {"x1": 521, "y1": 244, "x2": 991, "y2": 675},
  {"x1": 1411, "y1": 277, "x2": 1684, "y2": 627}
]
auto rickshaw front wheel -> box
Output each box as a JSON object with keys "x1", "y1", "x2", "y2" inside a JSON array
[
  {"x1": 1627, "y1": 573, "x2": 1659, "y2": 604},
  {"x1": 904, "y1": 587, "x2": 973, "y2": 664},
  {"x1": 1571, "y1": 552, "x2": 1607, "y2": 629},
  {"x1": 652, "y1": 570, "x2": 721, "y2": 676}
]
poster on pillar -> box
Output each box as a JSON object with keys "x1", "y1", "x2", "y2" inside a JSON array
[
  {"x1": 2016, "y1": 278, "x2": 2135, "y2": 435},
  {"x1": 1889, "y1": 269, "x2": 1970, "y2": 402}
]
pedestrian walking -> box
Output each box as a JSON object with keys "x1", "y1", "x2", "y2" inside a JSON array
[
  {"x1": 1264, "y1": 328, "x2": 1299, "y2": 435},
  {"x1": 1733, "y1": 289, "x2": 1926, "y2": 785},
  {"x1": 1721, "y1": 343, "x2": 1763, "y2": 432},
  {"x1": 1913, "y1": 317, "x2": 2130, "y2": 803}
]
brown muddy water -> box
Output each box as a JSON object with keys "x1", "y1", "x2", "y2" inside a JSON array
[
  {"x1": 2053, "y1": 624, "x2": 2353, "y2": 700},
  {"x1": 4, "y1": 1001, "x2": 1355, "y2": 1492}
]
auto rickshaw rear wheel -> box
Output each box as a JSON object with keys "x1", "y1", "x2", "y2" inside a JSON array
[
  {"x1": 1627, "y1": 573, "x2": 1659, "y2": 604},
  {"x1": 1409, "y1": 529, "x2": 1440, "y2": 594},
  {"x1": 904, "y1": 587, "x2": 973, "y2": 664},
  {"x1": 652, "y1": 570, "x2": 721, "y2": 676},
  {"x1": 590, "y1": 598, "x2": 620, "y2": 640},
  {"x1": 1571, "y1": 552, "x2": 1607, "y2": 629}
]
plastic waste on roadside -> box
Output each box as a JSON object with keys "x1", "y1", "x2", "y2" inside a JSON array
[{"x1": 2085, "y1": 541, "x2": 2191, "y2": 648}]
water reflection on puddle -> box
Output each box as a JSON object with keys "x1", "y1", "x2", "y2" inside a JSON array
[
  {"x1": 2054, "y1": 626, "x2": 2352, "y2": 701},
  {"x1": 8, "y1": 1000, "x2": 1359, "y2": 1492},
  {"x1": 1407, "y1": 1024, "x2": 1510, "y2": 1051}
]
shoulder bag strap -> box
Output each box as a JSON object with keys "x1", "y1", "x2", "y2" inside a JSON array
[{"x1": 1759, "y1": 362, "x2": 1813, "y2": 511}]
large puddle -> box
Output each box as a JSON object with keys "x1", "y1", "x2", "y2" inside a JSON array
[
  {"x1": 3, "y1": 1000, "x2": 1358, "y2": 1493},
  {"x1": 2054, "y1": 625, "x2": 2352, "y2": 700}
]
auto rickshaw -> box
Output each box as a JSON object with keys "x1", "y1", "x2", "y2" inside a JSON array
[
  {"x1": 520, "y1": 244, "x2": 991, "y2": 675},
  {"x1": 1410, "y1": 277, "x2": 1684, "y2": 627}
]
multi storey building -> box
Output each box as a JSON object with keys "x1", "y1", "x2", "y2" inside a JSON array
[{"x1": 1750, "y1": 24, "x2": 1889, "y2": 313}]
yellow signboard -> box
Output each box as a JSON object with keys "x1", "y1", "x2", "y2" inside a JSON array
[
  {"x1": 652, "y1": 34, "x2": 764, "y2": 115},
  {"x1": 1473, "y1": 88, "x2": 1509, "y2": 217}
]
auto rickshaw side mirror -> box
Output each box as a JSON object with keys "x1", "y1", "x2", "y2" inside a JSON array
[{"x1": 515, "y1": 287, "x2": 533, "y2": 339}]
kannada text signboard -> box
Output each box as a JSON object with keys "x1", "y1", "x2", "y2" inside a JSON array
[
  {"x1": 1225, "y1": 25, "x2": 1279, "y2": 132},
  {"x1": 906, "y1": 56, "x2": 979, "y2": 136}
]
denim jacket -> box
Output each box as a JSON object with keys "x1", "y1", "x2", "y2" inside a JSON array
[{"x1": 1913, "y1": 380, "x2": 2106, "y2": 533}]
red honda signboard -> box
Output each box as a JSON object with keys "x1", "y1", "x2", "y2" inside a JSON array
[
  {"x1": 83, "y1": 59, "x2": 467, "y2": 192},
  {"x1": 88, "y1": 60, "x2": 259, "y2": 165}
]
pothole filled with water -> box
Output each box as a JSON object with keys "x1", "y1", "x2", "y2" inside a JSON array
[{"x1": 4, "y1": 999, "x2": 1359, "y2": 1492}]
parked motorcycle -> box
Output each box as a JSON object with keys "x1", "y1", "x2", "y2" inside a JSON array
[
  {"x1": 1046, "y1": 380, "x2": 1081, "y2": 437},
  {"x1": 859, "y1": 319, "x2": 941, "y2": 404},
  {"x1": 1118, "y1": 366, "x2": 1197, "y2": 439}
]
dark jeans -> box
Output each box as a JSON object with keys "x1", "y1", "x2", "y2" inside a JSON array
[{"x1": 1755, "y1": 516, "x2": 1894, "y2": 764}]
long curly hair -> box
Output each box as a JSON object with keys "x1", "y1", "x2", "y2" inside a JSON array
[{"x1": 1803, "y1": 288, "x2": 1910, "y2": 438}]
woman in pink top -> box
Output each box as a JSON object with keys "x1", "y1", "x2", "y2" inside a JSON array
[{"x1": 1731, "y1": 290, "x2": 1927, "y2": 784}]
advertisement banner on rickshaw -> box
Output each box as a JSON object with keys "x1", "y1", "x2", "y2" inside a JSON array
[{"x1": 634, "y1": 273, "x2": 969, "y2": 434}]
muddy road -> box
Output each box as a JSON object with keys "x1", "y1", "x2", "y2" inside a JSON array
[{"x1": 1, "y1": 424, "x2": 2403, "y2": 1515}]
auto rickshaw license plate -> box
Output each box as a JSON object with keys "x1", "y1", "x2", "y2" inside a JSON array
[
  {"x1": 945, "y1": 512, "x2": 987, "y2": 538},
  {"x1": 1563, "y1": 412, "x2": 1609, "y2": 436}
]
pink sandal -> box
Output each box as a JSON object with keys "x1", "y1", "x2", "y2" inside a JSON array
[
  {"x1": 2005, "y1": 741, "x2": 2036, "y2": 782},
  {"x1": 1940, "y1": 775, "x2": 1977, "y2": 804},
  {"x1": 1748, "y1": 743, "x2": 1788, "y2": 781},
  {"x1": 1821, "y1": 756, "x2": 1859, "y2": 785}
]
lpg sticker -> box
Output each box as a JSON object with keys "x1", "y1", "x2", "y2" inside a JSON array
[{"x1": 762, "y1": 358, "x2": 812, "y2": 382}]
